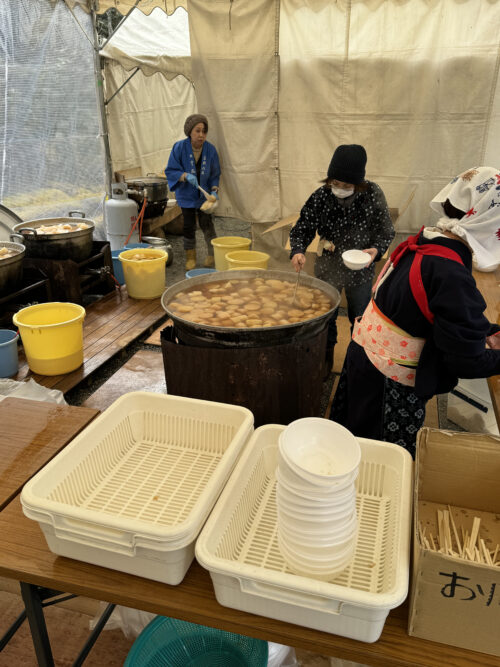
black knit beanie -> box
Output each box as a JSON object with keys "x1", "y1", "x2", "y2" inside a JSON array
[
  {"x1": 184, "y1": 114, "x2": 208, "y2": 137},
  {"x1": 327, "y1": 144, "x2": 367, "y2": 184}
]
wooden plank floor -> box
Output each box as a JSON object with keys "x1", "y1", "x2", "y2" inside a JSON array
[
  {"x1": 82, "y1": 349, "x2": 166, "y2": 411},
  {"x1": 13, "y1": 288, "x2": 168, "y2": 394}
]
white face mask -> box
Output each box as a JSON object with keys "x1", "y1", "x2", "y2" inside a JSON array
[{"x1": 331, "y1": 185, "x2": 354, "y2": 199}]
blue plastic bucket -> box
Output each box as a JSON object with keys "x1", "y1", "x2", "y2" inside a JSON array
[
  {"x1": 112, "y1": 243, "x2": 150, "y2": 284},
  {"x1": 185, "y1": 268, "x2": 217, "y2": 279},
  {"x1": 0, "y1": 329, "x2": 19, "y2": 378}
]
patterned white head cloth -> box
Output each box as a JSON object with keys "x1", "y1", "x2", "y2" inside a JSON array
[{"x1": 430, "y1": 166, "x2": 500, "y2": 269}]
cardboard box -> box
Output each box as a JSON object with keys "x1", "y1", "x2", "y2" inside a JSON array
[{"x1": 408, "y1": 427, "x2": 500, "y2": 657}]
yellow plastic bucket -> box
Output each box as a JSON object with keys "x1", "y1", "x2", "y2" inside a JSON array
[
  {"x1": 119, "y1": 248, "x2": 168, "y2": 299},
  {"x1": 13, "y1": 302, "x2": 85, "y2": 375},
  {"x1": 225, "y1": 250, "x2": 270, "y2": 270},
  {"x1": 211, "y1": 236, "x2": 251, "y2": 271}
]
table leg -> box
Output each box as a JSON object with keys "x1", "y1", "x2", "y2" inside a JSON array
[{"x1": 20, "y1": 582, "x2": 54, "y2": 667}]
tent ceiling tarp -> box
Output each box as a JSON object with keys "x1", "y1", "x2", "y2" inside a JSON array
[
  {"x1": 99, "y1": 7, "x2": 191, "y2": 80},
  {"x1": 65, "y1": 0, "x2": 186, "y2": 15}
]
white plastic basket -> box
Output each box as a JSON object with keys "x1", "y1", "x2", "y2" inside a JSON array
[
  {"x1": 195, "y1": 425, "x2": 412, "y2": 642},
  {"x1": 21, "y1": 392, "x2": 253, "y2": 585}
]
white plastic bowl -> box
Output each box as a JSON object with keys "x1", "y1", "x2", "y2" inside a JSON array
[
  {"x1": 277, "y1": 451, "x2": 359, "y2": 495},
  {"x1": 276, "y1": 479, "x2": 356, "y2": 515},
  {"x1": 276, "y1": 467, "x2": 357, "y2": 504},
  {"x1": 276, "y1": 488, "x2": 356, "y2": 517},
  {"x1": 278, "y1": 534, "x2": 355, "y2": 580},
  {"x1": 277, "y1": 505, "x2": 357, "y2": 535},
  {"x1": 278, "y1": 526, "x2": 358, "y2": 565},
  {"x1": 279, "y1": 530, "x2": 357, "y2": 564},
  {"x1": 341, "y1": 249, "x2": 371, "y2": 270},
  {"x1": 279, "y1": 419, "x2": 361, "y2": 485},
  {"x1": 278, "y1": 513, "x2": 358, "y2": 546}
]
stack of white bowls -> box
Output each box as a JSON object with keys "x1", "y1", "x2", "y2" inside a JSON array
[{"x1": 276, "y1": 418, "x2": 361, "y2": 580}]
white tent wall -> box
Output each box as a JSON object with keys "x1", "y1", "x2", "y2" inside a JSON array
[
  {"x1": 484, "y1": 64, "x2": 500, "y2": 167},
  {"x1": 182, "y1": 0, "x2": 500, "y2": 271},
  {"x1": 278, "y1": 0, "x2": 500, "y2": 233},
  {"x1": 104, "y1": 61, "x2": 196, "y2": 177},
  {"x1": 188, "y1": 0, "x2": 280, "y2": 224}
]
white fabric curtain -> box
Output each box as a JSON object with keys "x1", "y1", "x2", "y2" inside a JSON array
[
  {"x1": 188, "y1": 0, "x2": 280, "y2": 223},
  {"x1": 104, "y1": 61, "x2": 196, "y2": 176},
  {"x1": 279, "y1": 0, "x2": 500, "y2": 231}
]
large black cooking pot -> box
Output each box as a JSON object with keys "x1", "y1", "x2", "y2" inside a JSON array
[
  {"x1": 161, "y1": 269, "x2": 340, "y2": 348},
  {"x1": 0, "y1": 241, "x2": 25, "y2": 295},
  {"x1": 10, "y1": 212, "x2": 94, "y2": 262}
]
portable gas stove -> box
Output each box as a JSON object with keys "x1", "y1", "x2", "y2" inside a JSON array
[
  {"x1": 0, "y1": 267, "x2": 52, "y2": 329},
  {"x1": 23, "y1": 241, "x2": 115, "y2": 305}
]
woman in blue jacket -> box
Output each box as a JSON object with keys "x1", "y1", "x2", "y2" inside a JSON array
[{"x1": 165, "y1": 114, "x2": 221, "y2": 270}]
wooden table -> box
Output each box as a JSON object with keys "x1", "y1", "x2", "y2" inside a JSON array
[
  {"x1": 142, "y1": 203, "x2": 182, "y2": 235},
  {"x1": 0, "y1": 397, "x2": 496, "y2": 666},
  {"x1": 473, "y1": 266, "x2": 500, "y2": 428},
  {"x1": 0, "y1": 398, "x2": 98, "y2": 511},
  {"x1": 0, "y1": 494, "x2": 495, "y2": 667}
]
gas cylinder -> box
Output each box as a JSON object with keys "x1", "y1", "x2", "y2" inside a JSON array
[{"x1": 105, "y1": 183, "x2": 139, "y2": 250}]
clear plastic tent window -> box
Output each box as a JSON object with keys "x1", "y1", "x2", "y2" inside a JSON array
[{"x1": 0, "y1": 0, "x2": 105, "y2": 231}]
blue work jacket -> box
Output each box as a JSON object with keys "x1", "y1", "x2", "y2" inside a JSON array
[{"x1": 165, "y1": 138, "x2": 221, "y2": 208}]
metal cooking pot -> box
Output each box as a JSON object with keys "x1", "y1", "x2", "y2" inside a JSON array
[
  {"x1": 125, "y1": 175, "x2": 169, "y2": 204},
  {"x1": 161, "y1": 269, "x2": 340, "y2": 348},
  {"x1": 0, "y1": 241, "x2": 25, "y2": 295},
  {"x1": 141, "y1": 236, "x2": 174, "y2": 266},
  {"x1": 11, "y1": 211, "x2": 94, "y2": 262}
]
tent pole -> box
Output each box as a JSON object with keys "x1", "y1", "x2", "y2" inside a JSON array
[
  {"x1": 105, "y1": 68, "x2": 140, "y2": 106},
  {"x1": 90, "y1": 1, "x2": 113, "y2": 197}
]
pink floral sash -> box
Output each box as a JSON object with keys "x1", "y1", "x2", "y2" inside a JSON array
[{"x1": 352, "y1": 300, "x2": 425, "y2": 387}]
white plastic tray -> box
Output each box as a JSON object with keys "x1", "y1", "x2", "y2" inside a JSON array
[
  {"x1": 21, "y1": 392, "x2": 253, "y2": 585},
  {"x1": 195, "y1": 425, "x2": 413, "y2": 642}
]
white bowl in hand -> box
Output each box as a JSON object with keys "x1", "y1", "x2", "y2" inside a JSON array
[{"x1": 342, "y1": 249, "x2": 371, "y2": 270}]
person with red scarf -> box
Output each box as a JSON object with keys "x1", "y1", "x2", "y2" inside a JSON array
[{"x1": 330, "y1": 167, "x2": 500, "y2": 457}]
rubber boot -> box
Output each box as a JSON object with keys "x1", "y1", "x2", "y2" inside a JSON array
[
  {"x1": 204, "y1": 255, "x2": 215, "y2": 268},
  {"x1": 323, "y1": 347, "x2": 334, "y2": 381},
  {"x1": 185, "y1": 248, "x2": 196, "y2": 271}
]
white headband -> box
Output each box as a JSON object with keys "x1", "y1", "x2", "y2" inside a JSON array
[{"x1": 430, "y1": 166, "x2": 500, "y2": 269}]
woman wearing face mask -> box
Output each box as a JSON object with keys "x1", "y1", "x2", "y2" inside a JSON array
[
  {"x1": 165, "y1": 114, "x2": 221, "y2": 271},
  {"x1": 330, "y1": 166, "x2": 500, "y2": 458},
  {"x1": 289, "y1": 144, "x2": 395, "y2": 376}
]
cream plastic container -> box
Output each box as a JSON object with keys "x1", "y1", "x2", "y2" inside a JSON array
[
  {"x1": 21, "y1": 392, "x2": 253, "y2": 585},
  {"x1": 195, "y1": 424, "x2": 413, "y2": 642}
]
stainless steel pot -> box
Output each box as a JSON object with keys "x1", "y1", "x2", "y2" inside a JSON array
[
  {"x1": 161, "y1": 269, "x2": 340, "y2": 348},
  {"x1": 141, "y1": 236, "x2": 174, "y2": 266},
  {"x1": 0, "y1": 241, "x2": 25, "y2": 295},
  {"x1": 125, "y1": 175, "x2": 169, "y2": 203},
  {"x1": 11, "y1": 212, "x2": 94, "y2": 262}
]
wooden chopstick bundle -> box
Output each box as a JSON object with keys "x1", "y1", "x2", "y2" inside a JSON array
[{"x1": 418, "y1": 507, "x2": 500, "y2": 566}]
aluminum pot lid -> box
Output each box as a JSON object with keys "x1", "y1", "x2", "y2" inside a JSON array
[{"x1": 125, "y1": 176, "x2": 167, "y2": 186}]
